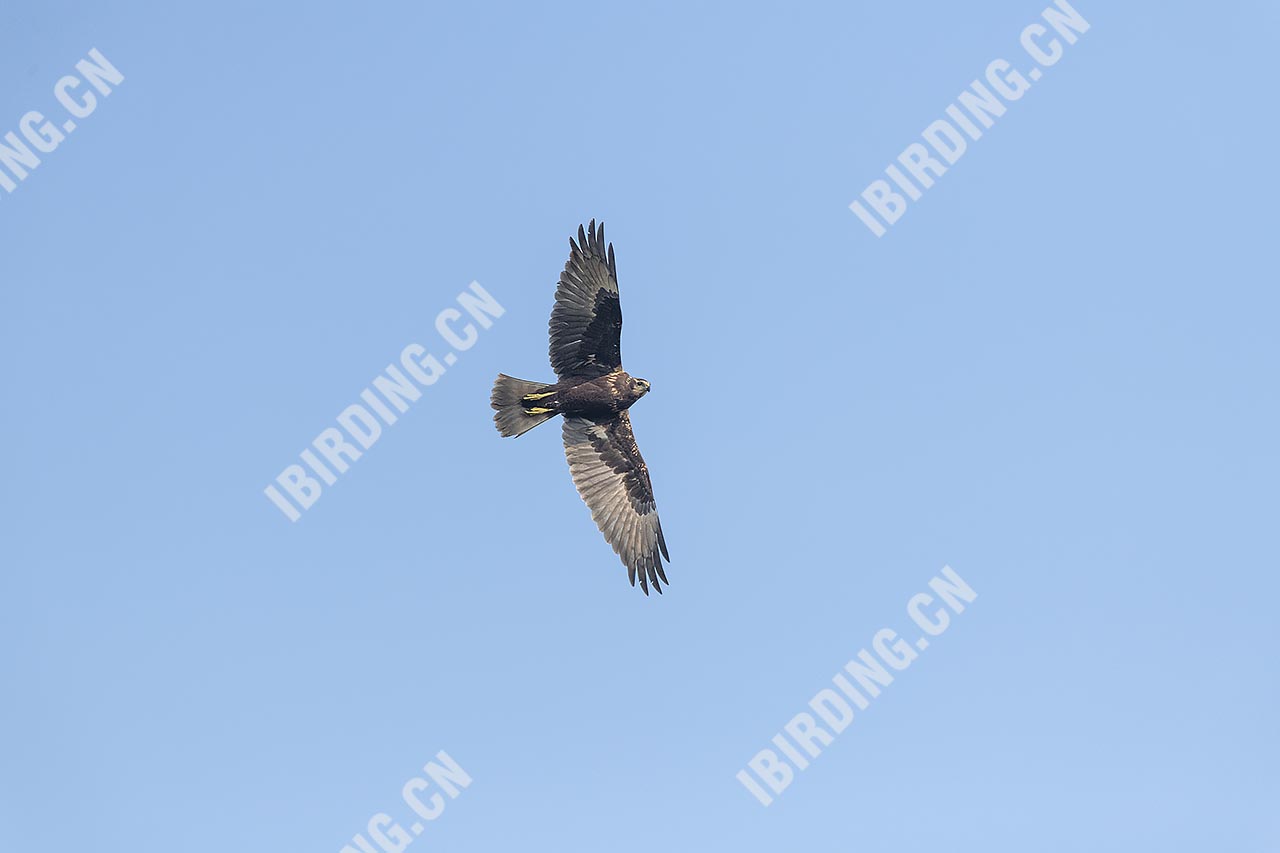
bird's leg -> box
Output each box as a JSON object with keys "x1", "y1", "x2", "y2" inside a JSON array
[{"x1": 521, "y1": 389, "x2": 558, "y2": 415}]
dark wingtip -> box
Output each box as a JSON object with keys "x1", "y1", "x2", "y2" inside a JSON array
[
  {"x1": 638, "y1": 554, "x2": 665, "y2": 596},
  {"x1": 573, "y1": 220, "x2": 611, "y2": 263}
]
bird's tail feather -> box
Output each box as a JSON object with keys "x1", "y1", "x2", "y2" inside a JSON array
[{"x1": 491, "y1": 374, "x2": 556, "y2": 437}]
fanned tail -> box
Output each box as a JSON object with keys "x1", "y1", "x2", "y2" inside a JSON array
[{"x1": 491, "y1": 374, "x2": 557, "y2": 437}]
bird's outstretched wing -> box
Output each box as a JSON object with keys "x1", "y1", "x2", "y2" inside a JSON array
[
  {"x1": 562, "y1": 412, "x2": 669, "y2": 594},
  {"x1": 549, "y1": 220, "x2": 622, "y2": 380}
]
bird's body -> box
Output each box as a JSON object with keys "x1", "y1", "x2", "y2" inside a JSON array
[
  {"x1": 520, "y1": 370, "x2": 649, "y2": 419},
  {"x1": 491, "y1": 221, "x2": 670, "y2": 594}
]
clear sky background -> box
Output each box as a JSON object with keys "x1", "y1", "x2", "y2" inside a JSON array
[{"x1": 3, "y1": 2, "x2": 1277, "y2": 851}]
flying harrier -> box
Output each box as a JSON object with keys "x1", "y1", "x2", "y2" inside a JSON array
[{"x1": 491, "y1": 220, "x2": 670, "y2": 595}]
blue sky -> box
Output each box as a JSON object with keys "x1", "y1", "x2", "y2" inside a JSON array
[{"x1": 3, "y1": 1, "x2": 1277, "y2": 850}]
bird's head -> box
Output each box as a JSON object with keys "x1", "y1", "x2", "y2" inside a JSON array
[{"x1": 632, "y1": 377, "x2": 651, "y2": 397}]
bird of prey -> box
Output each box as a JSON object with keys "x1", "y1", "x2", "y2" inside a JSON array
[{"x1": 491, "y1": 220, "x2": 670, "y2": 594}]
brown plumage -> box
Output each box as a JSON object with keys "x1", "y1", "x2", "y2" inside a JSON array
[{"x1": 490, "y1": 220, "x2": 670, "y2": 595}]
